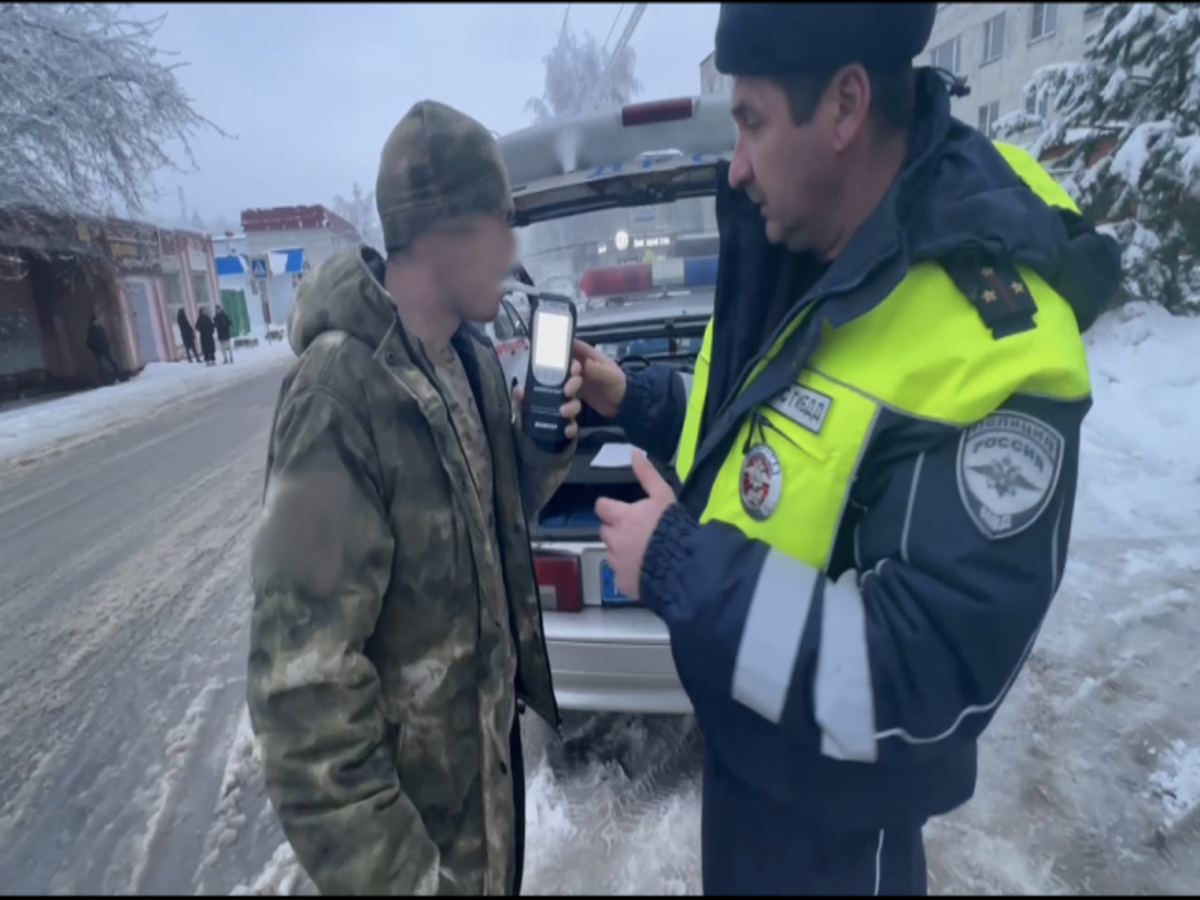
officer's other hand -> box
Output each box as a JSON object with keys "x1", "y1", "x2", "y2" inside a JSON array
[
  {"x1": 513, "y1": 359, "x2": 583, "y2": 440},
  {"x1": 571, "y1": 339, "x2": 626, "y2": 418},
  {"x1": 595, "y1": 449, "x2": 676, "y2": 600}
]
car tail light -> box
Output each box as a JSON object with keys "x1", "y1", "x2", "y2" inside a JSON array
[
  {"x1": 621, "y1": 98, "x2": 695, "y2": 127},
  {"x1": 534, "y1": 555, "x2": 583, "y2": 613}
]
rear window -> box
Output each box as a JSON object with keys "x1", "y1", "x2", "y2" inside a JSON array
[{"x1": 515, "y1": 196, "x2": 718, "y2": 313}]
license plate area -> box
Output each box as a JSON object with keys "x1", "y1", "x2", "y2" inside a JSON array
[{"x1": 600, "y1": 559, "x2": 638, "y2": 607}]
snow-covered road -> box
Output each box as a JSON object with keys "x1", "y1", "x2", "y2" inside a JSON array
[
  {"x1": 0, "y1": 338, "x2": 294, "y2": 470},
  {"x1": 0, "y1": 303, "x2": 1197, "y2": 895}
]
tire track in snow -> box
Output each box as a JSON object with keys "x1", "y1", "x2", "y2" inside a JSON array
[{"x1": 0, "y1": 373, "x2": 281, "y2": 894}]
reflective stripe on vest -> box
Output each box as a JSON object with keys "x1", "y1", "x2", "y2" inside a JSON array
[{"x1": 673, "y1": 147, "x2": 1092, "y2": 571}]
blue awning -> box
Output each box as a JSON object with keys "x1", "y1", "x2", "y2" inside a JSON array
[
  {"x1": 284, "y1": 248, "x2": 305, "y2": 274},
  {"x1": 267, "y1": 247, "x2": 305, "y2": 275},
  {"x1": 215, "y1": 254, "x2": 248, "y2": 276}
]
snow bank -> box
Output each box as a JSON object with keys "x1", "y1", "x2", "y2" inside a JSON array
[
  {"x1": 0, "y1": 336, "x2": 293, "y2": 467},
  {"x1": 1075, "y1": 301, "x2": 1200, "y2": 539}
]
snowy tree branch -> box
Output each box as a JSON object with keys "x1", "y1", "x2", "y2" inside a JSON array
[
  {"x1": 0, "y1": 3, "x2": 227, "y2": 219},
  {"x1": 1007, "y1": 2, "x2": 1200, "y2": 312},
  {"x1": 525, "y1": 27, "x2": 642, "y2": 124}
]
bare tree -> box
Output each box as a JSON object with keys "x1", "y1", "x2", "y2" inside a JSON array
[
  {"x1": 0, "y1": 3, "x2": 225, "y2": 217},
  {"x1": 525, "y1": 27, "x2": 643, "y2": 124},
  {"x1": 330, "y1": 182, "x2": 383, "y2": 251}
]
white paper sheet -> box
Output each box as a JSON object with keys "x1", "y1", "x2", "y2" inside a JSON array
[{"x1": 590, "y1": 442, "x2": 637, "y2": 468}]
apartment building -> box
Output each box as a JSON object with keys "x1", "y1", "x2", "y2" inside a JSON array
[
  {"x1": 702, "y1": 4, "x2": 1106, "y2": 142},
  {"x1": 699, "y1": 50, "x2": 732, "y2": 96},
  {"x1": 927, "y1": 2, "x2": 1105, "y2": 138}
]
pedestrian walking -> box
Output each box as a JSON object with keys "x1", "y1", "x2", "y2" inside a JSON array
[
  {"x1": 579, "y1": 3, "x2": 1124, "y2": 895},
  {"x1": 248, "y1": 100, "x2": 583, "y2": 896},
  {"x1": 177, "y1": 307, "x2": 200, "y2": 363},
  {"x1": 86, "y1": 313, "x2": 122, "y2": 384},
  {"x1": 214, "y1": 305, "x2": 234, "y2": 364},
  {"x1": 195, "y1": 308, "x2": 217, "y2": 366}
]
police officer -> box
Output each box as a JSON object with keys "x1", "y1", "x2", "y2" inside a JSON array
[{"x1": 577, "y1": 2, "x2": 1123, "y2": 895}]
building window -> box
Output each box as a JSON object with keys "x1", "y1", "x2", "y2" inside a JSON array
[
  {"x1": 930, "y1": 37, "x2": 960, "y2": 73},
  {"x1": 1030, "y1": 3, "x2": 1057, "y2": 41},
  {"x1": 192, "y1": 271, "x2": 212, "y2": 313},
  {"x1": 983, "y1": 11, "x2": 1006, "y2": 63},
  {"x1": 978, "y1": 100, "x2": 1000, "y2": 136},
  {"x1": 1024, "y1": 90, "x2": 1052, "y2": 118},
  {"x1": 1039, "y1": 89, "x2": 1053, "y2": 119}
]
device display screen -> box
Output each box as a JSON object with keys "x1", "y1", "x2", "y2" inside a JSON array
[{"x1": 532, "y1": 309, "x2": 572, "y2": 374}]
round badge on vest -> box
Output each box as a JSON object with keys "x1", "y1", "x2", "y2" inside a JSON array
[{"x1": 740, "y1": 443, "x2": 783, "y2": 521}]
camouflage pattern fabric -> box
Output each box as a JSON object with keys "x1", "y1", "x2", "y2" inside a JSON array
[
  {"x1": 250, "y1": 247, "x2": 572, "y2": 896},
  {"x1": 376, "y1": 100, "x2": 516, "y2": 254}
]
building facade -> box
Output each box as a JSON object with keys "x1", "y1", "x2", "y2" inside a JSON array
[
  {"x1": 700, "y1": 4, "x2": 1106, "y2": 145},
  {"x1": 0, "y1": 208, "x2": 219, "y2": 397},
  {"x1": 699, "y1": 51, "x2": 732, "y2": 97},
  {"x1": 927, "y1": 2, "x2": 1104, "y2": 138},
  {"x1": 238, "y1": 205, "x2": 362, "y2": 328}
]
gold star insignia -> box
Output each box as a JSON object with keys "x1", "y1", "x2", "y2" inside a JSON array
[
  {"x1": 982, "y1": 289, "x2": 997, "y2": 303},
  {"x1": 1010, "y1": 281, "x2": 1026, "y2": 294},
  {"x1": 981, "y1": 267, "x2": 995, "y2": 277}
]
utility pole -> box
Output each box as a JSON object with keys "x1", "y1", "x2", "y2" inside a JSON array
[{"x1": 589, "y1": 2, "x2": 647, "y2": 108}]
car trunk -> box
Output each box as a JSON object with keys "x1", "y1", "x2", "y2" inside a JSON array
[{"x1": 531, "y1": 319, "x2": 703, "y2": 542}]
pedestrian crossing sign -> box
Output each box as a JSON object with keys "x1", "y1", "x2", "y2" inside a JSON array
[{"x1": 251, "y1": 257, "x2": 269, "y2": 279}]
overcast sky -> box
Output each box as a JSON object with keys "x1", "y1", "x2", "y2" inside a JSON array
[{"x1": 136, "y1": 2, "x2": 722, "y2": 229}]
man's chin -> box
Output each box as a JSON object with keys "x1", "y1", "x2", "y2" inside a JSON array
[
  {"x1": 763, "y1": 219, "x2": 786, "y2": 246},
  {"x1": 464, "y1": 294, "x2": 503, "y2": 324}
]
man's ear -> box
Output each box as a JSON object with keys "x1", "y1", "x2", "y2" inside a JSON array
[{"x1": 829, "y1": 64, "x2": 872, "y2": 153}]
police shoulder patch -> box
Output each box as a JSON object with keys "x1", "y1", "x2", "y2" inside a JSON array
[{"x1": 956, "y1": 411, "x2": 1064, "y2": 540}]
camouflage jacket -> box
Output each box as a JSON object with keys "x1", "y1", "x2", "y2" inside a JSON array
[{"x1": 248, "y1": 247, "x2": 572, "y2": 896}]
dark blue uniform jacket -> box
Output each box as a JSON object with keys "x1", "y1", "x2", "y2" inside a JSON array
[{"x1": 614, "y1": 69, "x2": 1122, "y2": 884}]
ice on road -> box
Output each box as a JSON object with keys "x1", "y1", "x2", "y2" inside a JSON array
[{"x1": 0, "y1": 302, "x2": 1198, "y2": 895}]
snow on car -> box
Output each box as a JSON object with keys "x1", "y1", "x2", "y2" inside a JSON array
[{"x1": 493, "y1": 97, "x2": 733, "y2": 715}]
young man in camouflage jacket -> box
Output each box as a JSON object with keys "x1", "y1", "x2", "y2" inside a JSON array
[{"x1": 248, "y1": 100, "x2": 582, "y2": 896}]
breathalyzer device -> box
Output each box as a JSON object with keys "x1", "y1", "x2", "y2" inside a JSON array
[{"x1": 522, "y1": 292, "x2": 577, "y2": 450}]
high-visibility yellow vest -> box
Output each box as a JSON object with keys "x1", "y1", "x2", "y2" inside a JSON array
[{"x1": 674, "y1": 143, "x2": 1092, "y2": 571}]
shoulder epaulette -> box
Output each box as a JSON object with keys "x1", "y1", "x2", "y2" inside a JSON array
[{"x1": 941, "y1": 250, "x2": 1038, "y2": 340}]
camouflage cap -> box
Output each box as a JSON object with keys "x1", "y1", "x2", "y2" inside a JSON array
[{"x1": 376, "y1": 100, "x2": 515, "y2": 254}]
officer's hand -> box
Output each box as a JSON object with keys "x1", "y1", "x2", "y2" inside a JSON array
[
  {"x1": 513, "y1": 359, "x2": 583, "y2": 439},
  {"x1": 572, "y1": 339, "x2": 626, "y2": 419},
  {"x1": 595, "y1": 450, "x2": 676, "y2": 600}
]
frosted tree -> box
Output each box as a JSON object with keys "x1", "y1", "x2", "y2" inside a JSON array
[
  {"x1": 999, "y1": 3, "x2": 1200, "y2": 312},
  {"x1": 520, "y1": 25, "x2": 644, "y2": 301},
  {"x1": 330, "y1": 182, "x2": 383, "y2": 251},
  {"x1": 0, "y1": 3, "x2": 223, "y2": 219},
  {"x1": 525, "y1": 27, "x2": 643, "y2": 124}
]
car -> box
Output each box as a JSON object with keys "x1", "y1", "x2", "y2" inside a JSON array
[
  {"x1": 490, "y1": 95, "x2": 735, "y2": 715},
  {"x1": 482, "y1": 293, "x2": 530, "y2": 391}
]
